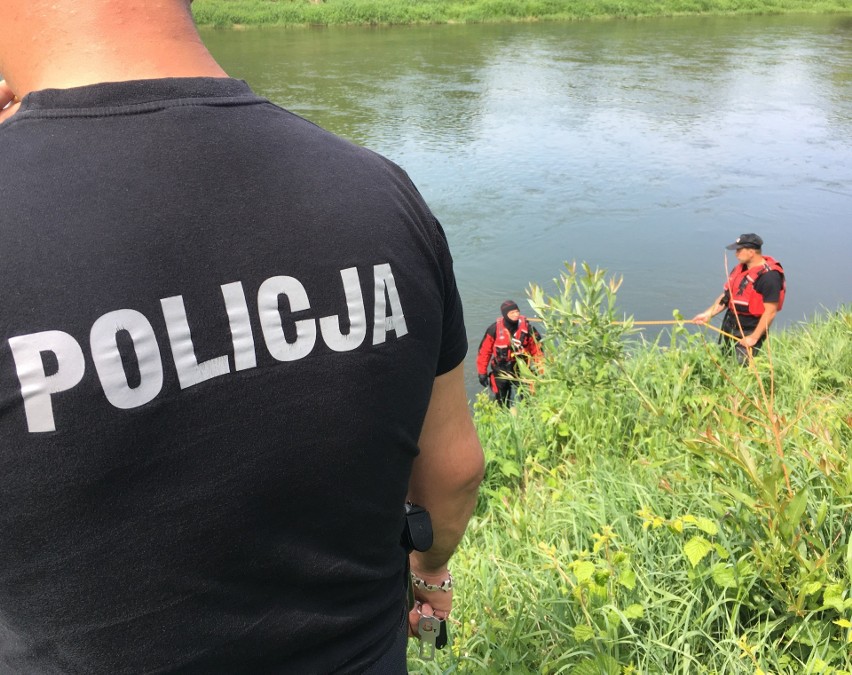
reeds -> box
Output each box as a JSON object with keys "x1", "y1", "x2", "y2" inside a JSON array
[
  {"x1": 191, "y1": 0, "x2": 852, "y2": 28},
  {"x1": 408, "y1": 263, "x2": 852, "y2": 673}
]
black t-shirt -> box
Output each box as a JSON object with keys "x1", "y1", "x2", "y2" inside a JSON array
[
  {"x1": 0, "y1": 78, "x2": 467, "y2": 674},
  {"x1": 720, "y1": 268, "x2": 783, "y2": 333},
  {"x1": 754, "y1": 269, "x2": 783, "y2": 304}
]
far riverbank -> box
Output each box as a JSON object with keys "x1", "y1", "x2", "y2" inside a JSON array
[{"x1": 191, "y1": 0, "x2": 852, "y2": 28}]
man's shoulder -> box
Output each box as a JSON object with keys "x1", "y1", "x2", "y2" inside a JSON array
[
  {"x1": 754, "y1": 268, "x2": 783, "y2": 298},
  {"x1": 756, "y1": 268, "x2": 783, "y2": 284}
]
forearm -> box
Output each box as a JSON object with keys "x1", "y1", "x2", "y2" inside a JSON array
[
  {"x1": 476, "y1": 335, "x2": 494, "y2": 375},
  {"x1": 748, "y1": 303, "x2": 778, "y2": 341},
  {"x1": 408, "y1": 468, "x2": 480, "y2": 575},
  {"x1": 408, "y1": 364, "x2": 484, "y2": 576},
  {"x1": 693, "y1": 293, "x2": 727, "y2": 323},
  {"x1": 704, "y1": 293, "x2": 727, "y2": 317},
  {"x1": 408, "y1": 414, "x2": 482, "y2": 574}
]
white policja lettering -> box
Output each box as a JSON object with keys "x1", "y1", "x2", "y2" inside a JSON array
[
  {"x1": 90, "y1": 309, "x2": 164, "y2": 409},
  {"x1": 8, "y1": 331, "x2": 87, "y2": 433},
  {"x1": 8, "y1": 264, "x2": 408, "y2": 433}
]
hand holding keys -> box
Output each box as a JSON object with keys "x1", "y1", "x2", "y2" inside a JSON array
[{"x1": 417, "y1": 612, "x2": 448, "y2": 660}]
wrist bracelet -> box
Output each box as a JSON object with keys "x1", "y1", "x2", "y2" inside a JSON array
[{"x1": 411, "y1": 570, "x2": 454, "y2": 592}]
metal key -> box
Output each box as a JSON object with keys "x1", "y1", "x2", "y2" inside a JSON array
[{"x1": 417, "y1": 615, "x2": 440, "y2": 660}]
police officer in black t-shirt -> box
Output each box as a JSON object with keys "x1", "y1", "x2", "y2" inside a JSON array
[
  {"x1": 0, "y1": 1, "x2": 485, "y2": 673},
  {"x1": 693, "y1": 233, "x2": 786, "y2": 363}
]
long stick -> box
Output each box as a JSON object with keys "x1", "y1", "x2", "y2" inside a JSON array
[
  {"x1": 621, "y1": 319, "x2": 740, "y2": 341},
  {"x1": 529, "y1": 316, "x2": 739, "y2": 341}
]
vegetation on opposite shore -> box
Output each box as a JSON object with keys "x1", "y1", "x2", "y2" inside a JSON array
[
  {"x1": 408, "y1": 264, "x2": 852, "y2": 674},
  {"x1": 191, "y1": 0, "x2": 852, "y2": 28}
]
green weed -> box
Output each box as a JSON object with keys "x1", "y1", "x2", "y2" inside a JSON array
[
  {"x1": 192, "y1": 0, "x2": 852, "y2": 27},
  {"x1": 409, "y1": 264, "x2": 851, "y2": 674}
]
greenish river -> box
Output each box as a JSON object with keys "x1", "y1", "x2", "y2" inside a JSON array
[{"x1": 200, "y1": 14, "x2": 852, "y2": 390}]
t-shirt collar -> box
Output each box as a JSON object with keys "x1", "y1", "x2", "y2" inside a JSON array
[{"x1": 22, "y1": 77, "x2": 260, "y2": 111}]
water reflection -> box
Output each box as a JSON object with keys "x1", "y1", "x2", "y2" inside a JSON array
[{"x1": 201, "y1": 14, "x2": 852, "y2": 392}]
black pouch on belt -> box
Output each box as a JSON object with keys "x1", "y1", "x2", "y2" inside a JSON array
[
  {"x1": 401, "y1": 503, "x2": 433, "y2": 553},
  {"x1": 401, "y1": 503, "x2": 433, "y2": 611}
]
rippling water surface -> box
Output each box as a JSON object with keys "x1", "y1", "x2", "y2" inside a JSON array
[{"x1": 201, "y1": 15, "x2": 852, "y2": 390}]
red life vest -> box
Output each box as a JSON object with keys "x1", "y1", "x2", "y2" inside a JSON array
[
  {"x1": 725, "y1": 255, "x2": 785, "y2": 317},
  {"x1": 492, "y1": 316, "x2": 531, "y2": 365}
]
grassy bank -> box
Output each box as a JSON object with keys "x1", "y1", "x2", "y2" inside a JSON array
[
  {"x1": 408, "y1": 264, "x2": 852, "y2": 673},
  {"x1": 191, "y1": 0, "x2": 852, "y2": 28}
]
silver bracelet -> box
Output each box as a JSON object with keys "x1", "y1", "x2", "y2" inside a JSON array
[{"x1": 410, "y1": 570, "x2": 454, "y2": 592}]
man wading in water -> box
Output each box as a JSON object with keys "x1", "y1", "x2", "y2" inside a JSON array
[{"x1": 0, "y1": 1, "x2": 484, "y2": 672}]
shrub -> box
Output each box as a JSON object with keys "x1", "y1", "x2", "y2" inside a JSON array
[{"x1": 410, "y1": 263, "x2": 852, "y2": 674}]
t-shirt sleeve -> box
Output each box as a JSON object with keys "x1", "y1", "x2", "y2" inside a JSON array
[
  {"x1": 754, "y1": 270, "x2": 783, "y2": 303},
  {"x1": 432, "y1": 218, "x2": 468, "y2": 376}
]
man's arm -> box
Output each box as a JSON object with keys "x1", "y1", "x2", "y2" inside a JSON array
[
  {"x1": 407, "y1": 362, "x2": 484, "y2": 625},
  {"x1": 740, "y1": 302, "x2": 778, "y2": 347},
  {"x1": 741, "y1": 269, "x2": 782, "y2": 346},
  {"x1": 475, "y1": 326, "x2": 495, "y2": 385},
  {"x1": 692, "y1": 292, "x2": 727, "y2": 324}
]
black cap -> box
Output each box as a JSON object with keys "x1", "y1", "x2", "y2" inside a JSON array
[{"x1": 725, "y1": 233, "x2": 763, "y2": 250}]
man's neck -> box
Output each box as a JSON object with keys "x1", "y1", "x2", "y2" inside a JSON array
[
  {"x1": 0, "y1": 2, "x2": 227, "y2": 98},
  {"x1": 746, "y1": 254, "x2": 766, "y2": 269}
]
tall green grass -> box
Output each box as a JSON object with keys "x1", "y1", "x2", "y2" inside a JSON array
[
  {"x1": 407, "y1": 263, "x2": 852, "y2": 674},
  {"x1": 191, "y1": 0, "x2": 852, "y2": 27}
]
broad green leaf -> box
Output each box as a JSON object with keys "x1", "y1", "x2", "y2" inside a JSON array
[
  {"x1": 824, "y1": 584, "x2": 845, "y2": 607},
  {"x1": 624, "y1": 604, "x2": 644, "y2": 620},
  {"x1": 500, "y1": 460, "x2": 520, "y2": 478},
  {"x1": 572, "y1": 561, "x2": 596, "y2": 583},
  {"x1": 594, "y1": 569, "x2": 611, "y2": 586},
  {"x1": 802, "y1": 581, "x2": 823, "y2": 597},
  {"x1": 695, "y1": 517, "x2": 719, "y2": 536},
  {"x1": 618, "y1": 568, "x2": 637, "y2": 590},
  {"x1": 735, "y1": 560, "x2": 754, "y2": 578},
  {"x1": 822, "y1": 597, "x2": 846, "y2": 612},
  {"x1": 791, "y1": 628, "x2": 822, "y2": 647},
  {"x1": 570, "y1": 654, "x2": 620, "y2": 675},
  {"x1": 572, "y1": 625, "x2": 596, "y2": 643},
  {"x1": 811, "y1": 657, "x2": 829, "y2": 672},
  {"x1": 710, "y1": 563, "x2": 738, "y2": 589},
  {"x1": 683, "y1": 536, "x2": 713, "y2": 568},
  {"x1": 713, "y1": 543, "x2": 730, "y2": 560}
]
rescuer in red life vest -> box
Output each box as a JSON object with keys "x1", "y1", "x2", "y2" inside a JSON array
[
  {"x1": 476, "y1": 300, "x2": 543, "y2": 406},
  {"x1": 692, "y1": 233, "x2": 786, "y2": 364}
]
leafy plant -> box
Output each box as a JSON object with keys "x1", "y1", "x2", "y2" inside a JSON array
[{"x1": 410, "y1": 265, "x2": 851, "y2": 674}]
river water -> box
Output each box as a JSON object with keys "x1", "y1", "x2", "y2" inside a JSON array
[{"x1": 200, "y1": 15, "x2": 852, "y2": 390}]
